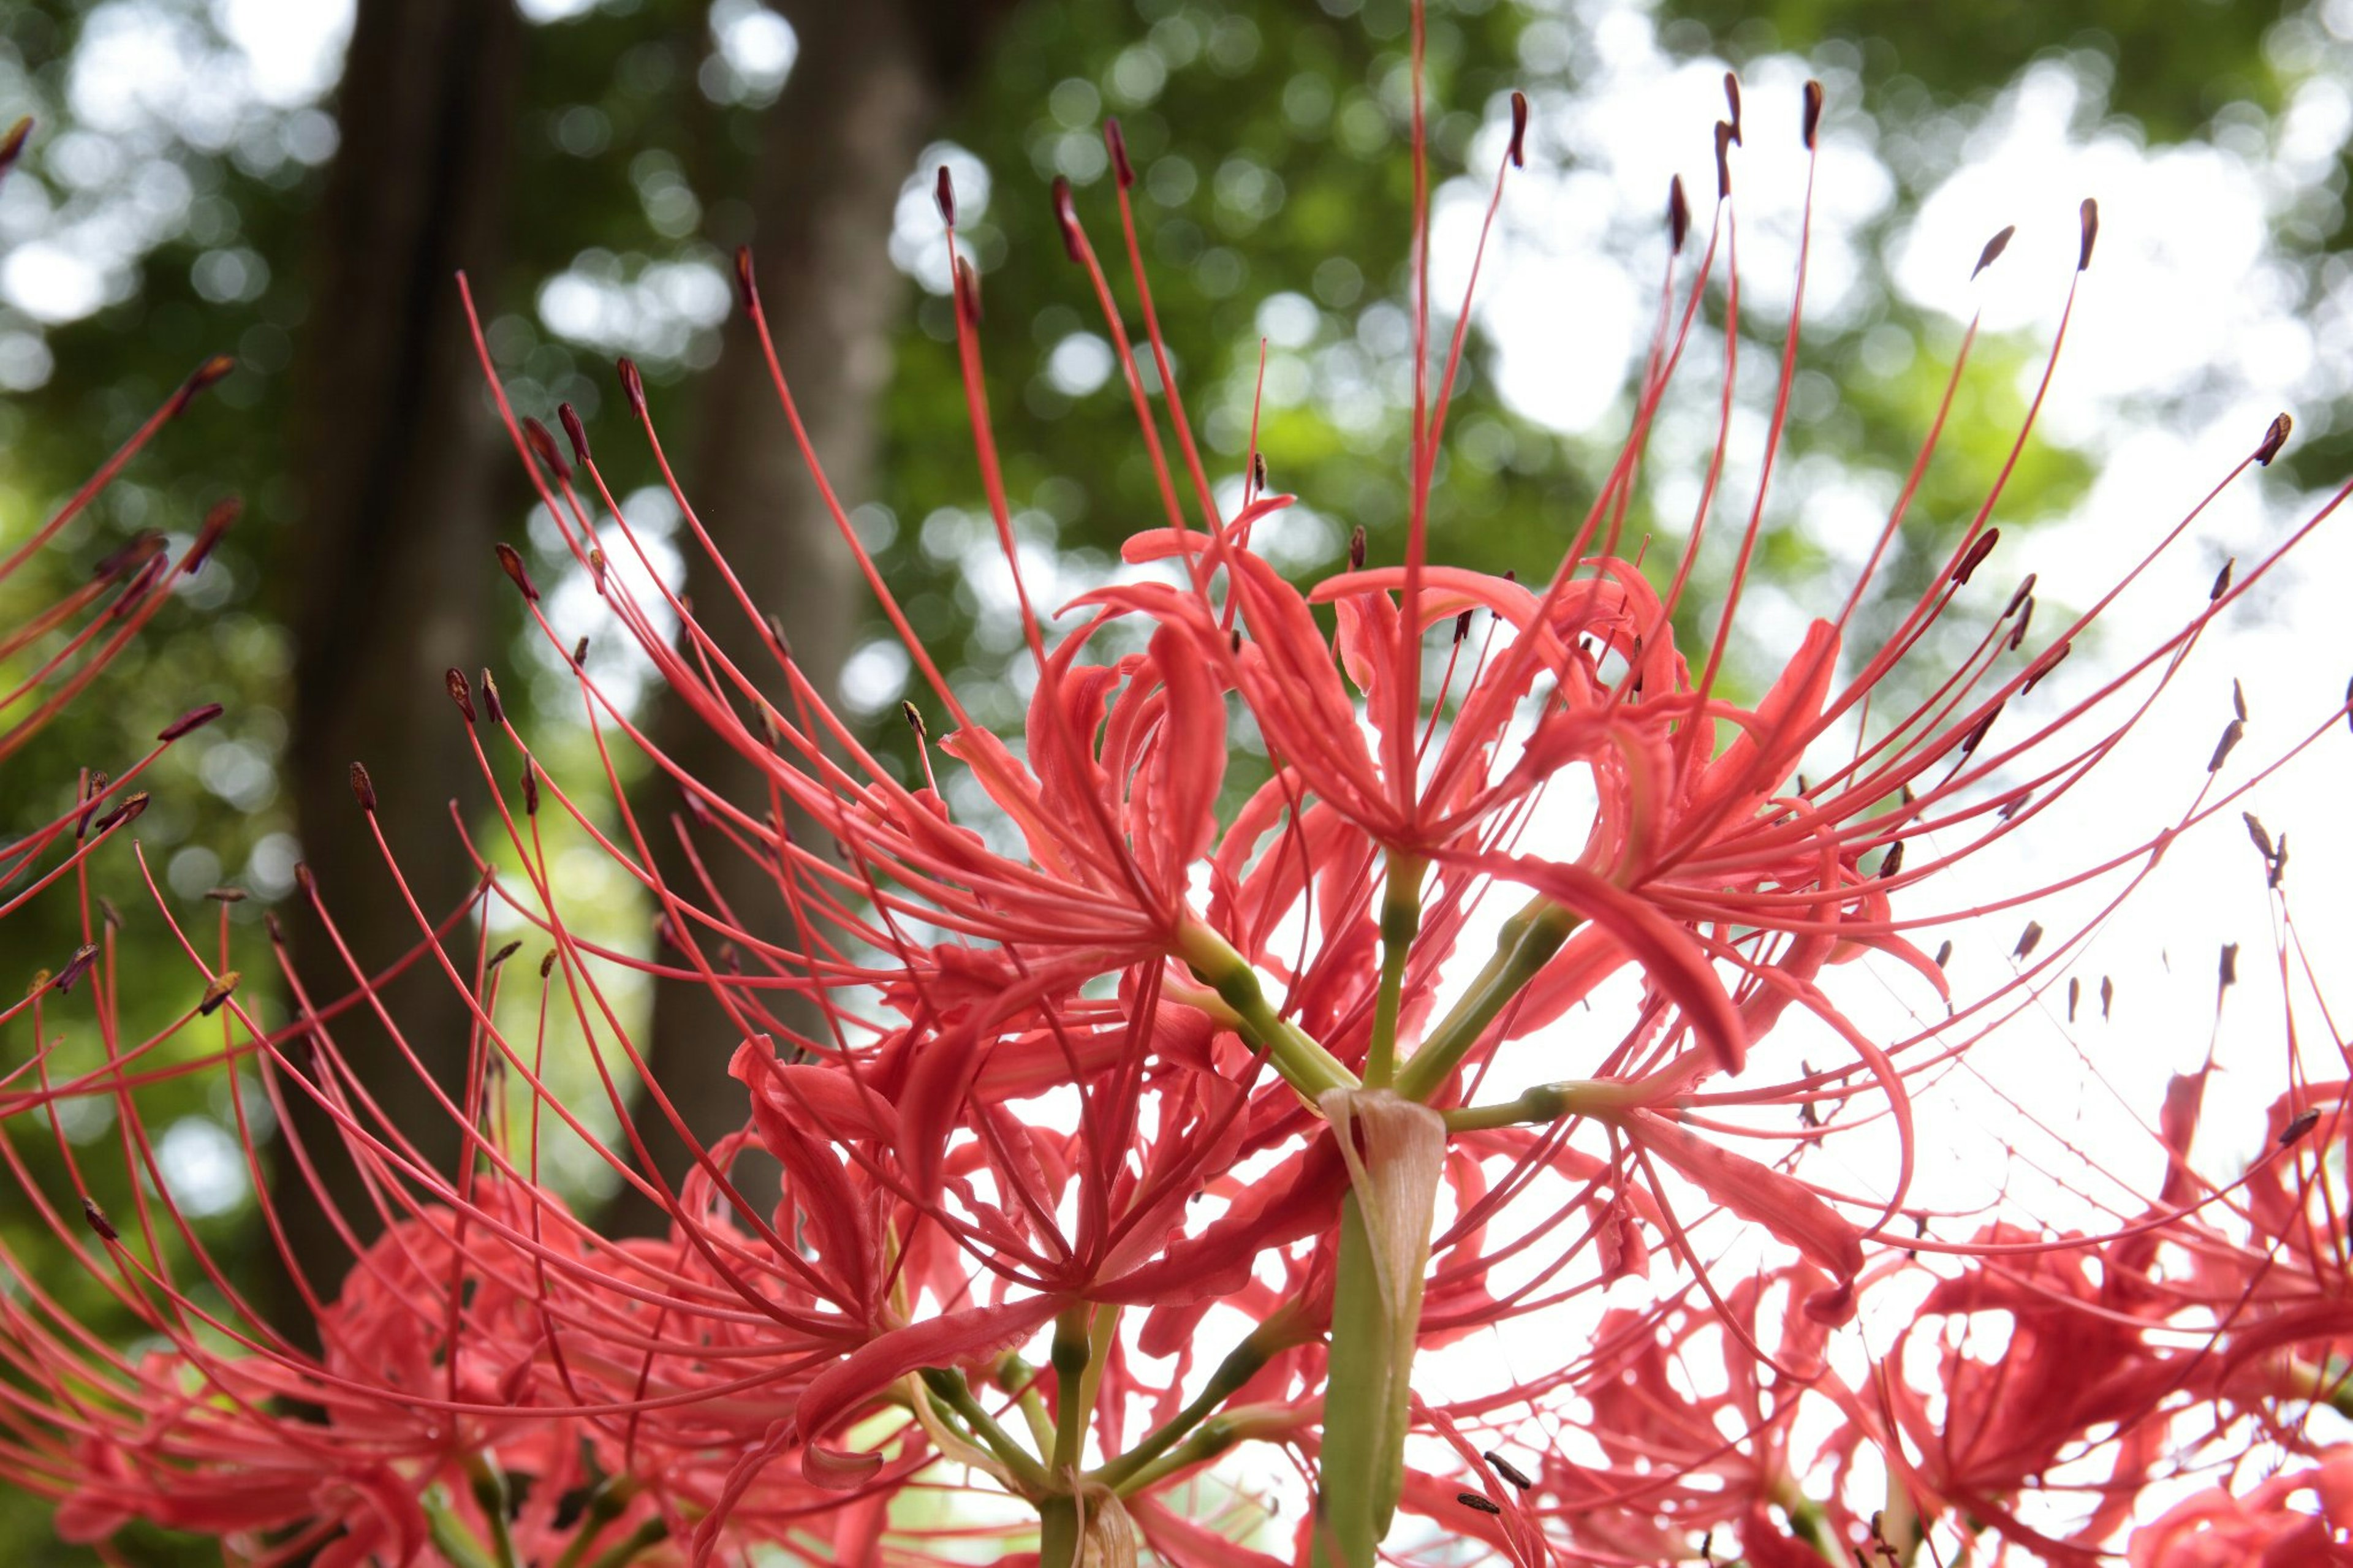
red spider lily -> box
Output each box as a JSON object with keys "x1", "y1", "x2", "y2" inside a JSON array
[
  {"x1": 2126, "y1": 1452, "x2": 2353, "y2": 1568},
  {"x1": 9, "y1": 6, "x2": 2353, "y2": 1566}
]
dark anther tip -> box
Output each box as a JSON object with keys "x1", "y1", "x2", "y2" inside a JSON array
[
  {"x1": 558, "y1": 403, "x2": 592, "y2": 464},
  {"x1": 1051, "y1": 176, "x2": 1084, "y2": 263},
  {"x1": 733, "y1": 244, "x2": 757, "y2": 312},
  {"x1": 157, "y1": 703, "x2": 224, "y2": 742},
  {"x1": 446, "y1": 668, "x2": 476, "y2": 724},
  {"x1": 2255, "y1": 411, "x2": 2291, "y2": 467},
  {"x1": 523, "y1": 416, "x2": 569, "y2": 482},
  {"x1": 1105, "y1": 118, "x2": 1135, "y2": 188},
  {"x1": 1952, "y1": 528, "x2": 1999, "y2": 586},
  {"x1": 494, "y1": 542, "x2": 539, "y2": 602},
  {"x1": 1972, "y1": 224, "x2": 2015, "y2": 281}
]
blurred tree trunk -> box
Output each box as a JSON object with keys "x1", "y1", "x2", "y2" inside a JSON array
[
  {"x1": 607, "y1": 0, "x2": 1013, "y2": 1234},
  {"x1": 277, "y1": 0, "x2": 521, "y2": 1316}
]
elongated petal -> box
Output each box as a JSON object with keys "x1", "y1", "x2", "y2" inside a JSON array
[
  {"x1": 1469, "y1": 851, "x2": 1748, "y2": 1075},
  {"x1": 1624, "y1": 1109, "x2": 1864, "y2": 1309},
  {"x1": 794, "y1": 1295, "x2": 1064, "y2": 1487}
]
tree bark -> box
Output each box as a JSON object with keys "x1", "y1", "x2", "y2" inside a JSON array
[
  {"x1": 277, "y1": 0, "x2": 521, "y2": 1312},
  {"x1": 606, "y1": 0, "x2": 1011, "y2": 1233}
]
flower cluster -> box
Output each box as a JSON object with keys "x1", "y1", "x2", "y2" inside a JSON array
[{"x1": 4, "y1": 13, "x2": 2352, "y2": 1566}]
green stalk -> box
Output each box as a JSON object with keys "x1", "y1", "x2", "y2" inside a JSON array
[
  {"x1": 1363, "y1": 853, "x2": 1425, "y2": 1089},
  {"x1": 1112, "y1": 1413, "x2": 1243, "y2": 1495},
  {"x1": 1313, "y1": 1187, "x2": 1423, "y2": 1568},
  {"x1": 920, "y1": 1368, "x2": 1053, "y2": 1497},
  {"x1": 581, "y1": 1518, "x2": 669, "y2": 1568},
  {"x1": 1439, "y1": 1075, "x2": 1644, "y2": 1132},
  {"x1": 1039, "y1": 1494, "x2": 1082, "y2": 1568},
  {"x1": 1783, "y1": 1493, "x2": 1847, "y2": 1566},
  {"x1": 1176, "y1": 922, "x2": 1357, "y2": 1097},
  {"x1": 548, "y1": 1477, "x2": 632, "y2": 1568},
  {"x1": 464, "y1": 1455, "x2": 521, "y2": 1568},
  {"x1": 1393, "y1": 898, "x2": 1580, "y2": 1103},
  {"x1": 1314, "y1": 1090, "x2": 1447, "y2": 1568},
  {"x1": 996, "y1": 1350, "x2": 1058, "y2": 1457},
  {"x1": 420, "y1": 1488, "x2": 502, "y2": 1568},
  {"x1": 1091, "y1": 1318, "x2": 1287, "y2": 1491},
  {"x1": 1050, "y1": 1306, "x2": 1091, "y2": 1477}
]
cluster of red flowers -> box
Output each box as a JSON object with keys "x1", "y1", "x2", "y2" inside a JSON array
[{"x1": 4, "y1": 13, "x2": 2353, "y2": 1566}]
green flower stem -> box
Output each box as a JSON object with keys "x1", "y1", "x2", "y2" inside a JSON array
[
  {"x1": 1112, "y1": 1414, "x2": 1244, "y2": 1496},
  {"x1": 420, "y1": 1487, "x2": 502, "y2": 1568},
  {"x1": 581, "y1": 1517, "x2": 670, "y2": 1568},
  {"x1": 1363, "y1": 853, "x2": 1426, "y2": 1090},
  {"x1": 1783, "y1": 1492, "x2": 1847, "y2": 1566},
  {"x1": 1050, "y1": 1306, "x2": 1091, "y2": 1476},
  {"x1": 1176, "y1": 922, "x2": 1358, "y2": 1098},
  {"x1": 463, "y1": 1455, "x2": 521, "y2": 1568},
  {"x1": 1039, "y1": 1494, "x2": 1082, "y2": 1568},
  {"x1": 548, "y1": 1477, "x2": 632, "y2": 1568},
  {"x1": 920, "y1": 1368, "x2": 1054, "y2": 1498},
  {"x1": 1313, "y1": 1187, "x2": 1423, "y2": 1568},
  {"x1": 996, "y1": 1350, "x2": 1058, "y2": 1456},
  {"x1": 1089, "y1": 1316, "x2": 1290, "y2": 1492},
  {"x1": 1393, "y1": 898, "x2": 1581, "y2": 1103},
  {"x1": 1439, "y1": 1076, "x2": 1646, "y2": 1132},
  {"x1": 2283, "y1": 1356, "x2": 2353, "y2": 1419},
  {"x1": 1080, "y1": 1304, "x2": 1120, "y2": 1452}
]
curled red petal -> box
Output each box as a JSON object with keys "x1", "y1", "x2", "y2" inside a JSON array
[
  {"x1": 1471, "y1": 851, "x2": 1748, "y2": 1075},
  {"x1": 1624, "y1": 1109, "x2": 1863, "y2": 1312},
  {"x1": 793, "y1": 1295, "x2": 1064, "y2": 1487}
]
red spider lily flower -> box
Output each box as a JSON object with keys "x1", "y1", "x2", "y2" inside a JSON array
[
  {"x1": 9, "y1": 1189, "x2": 662, "y2": 1566},
  {"x1": 10, "y1": 6, "x2": 2353, "y2": 1566},
  {"x1": 1872, "y1": 1229, "x2": 2191, "y2": 1558},
  {"x1": 2127, "y1": 1452, "x2": 2353, "y2": 1567},
  {"x1": 444, "y1": 53, "x2": 2352, "y2": 1566}
]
